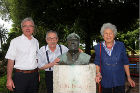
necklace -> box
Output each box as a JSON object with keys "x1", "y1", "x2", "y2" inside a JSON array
[
  {"x1": 105, "y1": 42, "x2": 114, "y2": 49},
  {"x1": 107, "y1": 46, "x2": 113, "y2": 49}
]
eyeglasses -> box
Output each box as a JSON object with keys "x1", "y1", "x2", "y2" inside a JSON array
[
  {"x1": 47, "y1": 37, "x2": 57, "y2": 41},
  {"x1": 104, "y1": 33, "x2": 114, "y2": 36},
  {"x1": 22, "y1": 25, "x2": 34, "y2": 28}
]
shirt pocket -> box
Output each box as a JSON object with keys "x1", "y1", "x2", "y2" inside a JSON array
[{"x1": 102, "y1": 54, "x2": 118, "y2": 70}]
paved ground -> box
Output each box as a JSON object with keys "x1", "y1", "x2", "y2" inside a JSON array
[{"x1": 1, "y1": 77, "x2": 139, "y2": 93}]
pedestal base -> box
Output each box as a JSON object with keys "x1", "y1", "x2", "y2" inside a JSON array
[{"x1": 53, "y1": 64, "x2": 96, "y2": 93}]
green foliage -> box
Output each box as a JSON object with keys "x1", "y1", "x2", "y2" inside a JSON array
[
  {"x1": 55, "y1": 20, "x2": 85, "y2": 44},
  {"x1": 0, "y1": 28, "x2": 22, "y2": 59},
  {"x1": 0, "y1": 25, "x2": 8, "y2": 46},
  {"x1": 34, "y1": 26, "x2": 48, "y2": 48},
  {"x1": 0, "y1": 0, "x2": 11, "y2": 20},
  {"x1": 38, "y1": 70, "x2": 47, "y2": 92},
  {"x1": 117, "y1": 28, "x2": 139, "y2": 50},
  {"x1": 0, "y1": 25, "x2": 9, "y2": 61},
  {"x1": 0, "y1": 75, "x2": 9, "y2": 92},
  {"x1": 90, "y1": 50, "x2": 95, "y2": 55},
  {"x1": 0, "y1": 0, "x2": 139, "y2": 54}
]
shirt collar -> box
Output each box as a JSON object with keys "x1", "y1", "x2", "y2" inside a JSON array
[
  {"x1": 21, "y1": 34, "x2": 34, "y2": 40},
  {"x1": 102, "y1": 40, "x2": 116, "y2": 56},
  {"x1": 45, "y1": 44, "x2": 59, "y2": 52},
  {"x1": 102, "y1": 40, "x2": 116, "y2": 48}
]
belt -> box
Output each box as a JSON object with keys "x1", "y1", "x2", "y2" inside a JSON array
[{"x1": 15, "y1": 68, "x2": 38, "y2": 73}]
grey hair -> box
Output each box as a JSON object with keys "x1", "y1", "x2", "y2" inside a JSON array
[
  {"x1": 100, "y1": 23, "x2": 117, "y2": 37},
  {"x1": 67, "y1": 33, "x2": 80, "y2": 41},
  {"x1": 46, "y1": 30, "x2": 58, "y2": 38},
  {"x1": 21, "y1": 17, "x2": 35, "y2": 28}
]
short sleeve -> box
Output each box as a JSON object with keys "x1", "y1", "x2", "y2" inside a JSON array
[
  {"x1": 121, "y1": 43, "x2": 129, "y2": 65},
  {"x1": 5, "y1": 40, "x2": 16, "y2": 60}
]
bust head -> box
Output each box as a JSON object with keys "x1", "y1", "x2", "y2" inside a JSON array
[
  {"x1": 58, "y1": 33, "x2": 91, "y2": 65},
  {"x1": 67, "y1": 33, "x2": 80, "y2": 51}
]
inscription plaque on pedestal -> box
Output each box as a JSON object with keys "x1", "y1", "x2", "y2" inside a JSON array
[{"x1": 53, "y1": 64, "x2": 96, "y2": 93}]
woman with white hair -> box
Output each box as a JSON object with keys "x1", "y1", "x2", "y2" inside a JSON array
[{"x1": 94, "y1": 23, "x2": 135, "y2": 93}]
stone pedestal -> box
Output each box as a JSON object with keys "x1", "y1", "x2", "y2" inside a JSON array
[{"x1": 53, "y1": 64, "x2": 96, "y2": 93}]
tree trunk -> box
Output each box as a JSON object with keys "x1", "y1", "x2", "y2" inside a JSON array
[{"x1": 0, "y1": 38, "x2": 2, "y2": 49}]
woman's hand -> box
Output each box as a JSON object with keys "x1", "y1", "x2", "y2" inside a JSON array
[
  {"x1": 95, "y1": 72, "x2": 102, "y2": 84},
  {"x1": 127, "y1": 77, "x2": 135, "y2": 87},
  {"x1": 52, "y1": 58, "x2": 60, "y2": 65}
]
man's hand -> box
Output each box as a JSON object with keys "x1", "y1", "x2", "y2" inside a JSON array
[
  {"x1": 6, "y1": 60, "x2": 14, "y2": 91},
  {"x1": 40, "y1": 58, "x2": 60, "y2": 70},
  {"x1": 6, "y1": 78, "x2": 15, "y2": 91},
  {"x1": 52, "y1": 58, "x2": 60, "y2": 65}
]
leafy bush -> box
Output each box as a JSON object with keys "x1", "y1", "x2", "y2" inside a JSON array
[{"x1": 0, "y1": 75, "x2": 9, "y2": 93}]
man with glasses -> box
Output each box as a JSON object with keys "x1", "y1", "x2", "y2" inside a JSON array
[
  {"x1": 37, "y1": 30, "x2": 68, "y2": 93},
  {"x1": 5, "y1": 17, "x2": 39, "y2": 93}
]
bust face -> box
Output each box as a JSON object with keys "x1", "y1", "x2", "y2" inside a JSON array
[{"x1": 67, "y1": 39, "x2": 79, "y2": 50}]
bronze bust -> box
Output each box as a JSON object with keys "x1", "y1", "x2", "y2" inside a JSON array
[{"x1": 58, "y1": 33, "x2": 91, "y2": 65}]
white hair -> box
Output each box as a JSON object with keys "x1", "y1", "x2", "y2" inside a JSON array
[{"x1": 100, "y1": 23, "x2": 117, "y2": 37}]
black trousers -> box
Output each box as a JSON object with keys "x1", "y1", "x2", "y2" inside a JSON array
[
  {"x1": 45, "y1": 71, "x2": 53, "y2": 93},
  {"x1": 13, "y1": 72, "x2": 39, "y2": 93},
  {"x1": 102, "y1": 86, "x2": 125, "y2": 93}
]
